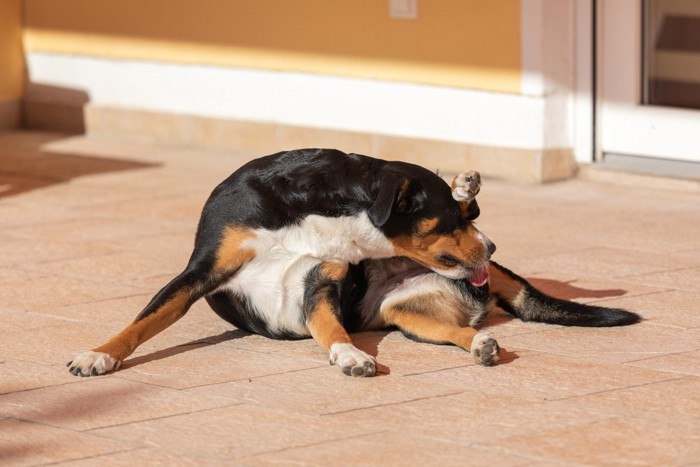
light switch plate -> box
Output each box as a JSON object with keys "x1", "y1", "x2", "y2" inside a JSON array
[{"x1": 389, "y1": 0, "x2": 418, "y2": 20}]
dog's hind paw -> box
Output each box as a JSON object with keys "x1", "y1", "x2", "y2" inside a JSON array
[
  {"x1": 470, "y1": 333, "x2": 500, "y2": 366},
  {"x1": 67, "y1": 351, "x2": 121, "y2": 377},
  {"x1": 329, "y1": 343, "x2": 377, "y2": 377},
  {"x1": 452, "y1": 170, "x2": 481, "y2": 202}
]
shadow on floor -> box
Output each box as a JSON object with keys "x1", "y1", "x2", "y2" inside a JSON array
[
  {"x1": 526, "y1": 277, "x2": 627, "y2": 301},
  {"x1": 120, "y1": 329, "x2": 252, "y2": 371},
  {"x1": 0, "y1": 132, "x2": 159, "y2": 199}
]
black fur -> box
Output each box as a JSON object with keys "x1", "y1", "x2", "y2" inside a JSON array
[{"x1": 490, "y1": 261, "x2": 641, "y2": 327}]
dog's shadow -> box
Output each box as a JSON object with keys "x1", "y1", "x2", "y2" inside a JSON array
[{"x1": 120, "y1": 329, "x2": 251, "y2": 370}]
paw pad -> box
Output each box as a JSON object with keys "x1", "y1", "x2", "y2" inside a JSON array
[{"x1": 470, "y1": 333, "x2": 500, "y2": 366}]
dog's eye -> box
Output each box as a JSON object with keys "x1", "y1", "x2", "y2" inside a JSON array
[{"x1": 438, "y1": 254, "x2": 461, "y2": 267}]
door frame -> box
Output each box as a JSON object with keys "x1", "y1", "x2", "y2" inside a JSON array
[{"x1": 595, "y1": 0, "x2": 700, "y2": 163}]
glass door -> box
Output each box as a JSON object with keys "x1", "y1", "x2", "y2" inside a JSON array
[{"x1": 598, "y1": 0, "x2": 700, "y2": 163}]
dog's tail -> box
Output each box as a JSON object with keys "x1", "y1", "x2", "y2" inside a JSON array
[{"x1": 488, "y1": 261, "x2": 640, "y2": 327}]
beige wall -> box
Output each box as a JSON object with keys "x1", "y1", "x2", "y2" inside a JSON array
[{"x1": 24, "y1": 0, "x2": 521, "y2": 93}]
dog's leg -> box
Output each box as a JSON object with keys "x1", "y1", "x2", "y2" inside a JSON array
[
  {"x1": 382, "y1": 305, "x2": 500, "y2": 366},
  {"x1": 304, "y1": 262, "x2": 376, "y2": 377},
  {"x1": 68, "y1": 227, "x2": 256, "y2": 376},
  {"x1": 451, "y1": 170, "x2": 481, "y2": 218}
]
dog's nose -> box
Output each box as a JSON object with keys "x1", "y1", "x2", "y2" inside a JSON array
[{"x1": 481, "y1": 233, "x2": 496, "y2": 258}]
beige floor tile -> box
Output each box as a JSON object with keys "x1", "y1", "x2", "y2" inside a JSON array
[
  {"x1": 625, "y1": 350, "x2": 700, "y2": 377},
  {"x1": 0, "y1": 274, "x2": 146, "y2": 312},
  {"x1": 34, "y1": 292, "x2": 157, "y2": 322},
  {"x1": 81, "y1": 194, "x2": 206, "y2": 222},
  {"x1": 56, "y1": 448, "x2": 212, "y2": 466},
  {"x1": 619, "y1": 266, "x2": 700, "y2": 292},
  {"x1": 5, "y1": 216, "x2": 193, "y2": 244},
  {"x1": 0, "y1": 267, "x2": 48, "y2": 285},
  {"x1": 0, "y1": 319, "x2": 137, "y2": 364},
  {"x1": 330, "y1": 392, "x2": 611, "y2": 447},
  {"x1": 408, "y1": 351, "x2": 682, "y2": 401},
  {"x1": 0, "y1": 234, "x2": 116, "y2": 268},
  {"x1": 0, "y1": 419, "x2": 137, "y2": 466},
  {"x1": 0, "y1": 202, "x2": 83, "y2": 229},
  {"x1": 244, "y1": 431, "x2": 531, "y2": 467},
  {"x1": 498, "y1": 247, "x2": 698, "y2": 282},
  {"x1": 590, "y1": 289, "x2": 700, "y2": 329},
  {"x1": 185, "y1": 366, "x2": 463, "y2": 416},
  {"x1": 498, "y1": 322, "x2": 700, "y2": 364},
  {"x1": 89, "y1": 404, "x2": 385, "y2": 460},
  {"x1": 0, "y1": 359, "x2": 82, "y2": 394},
  {"x1": 107, "y1": 231, "x2": 196, "y2": 259},
  {"x1": 30, "y1": 251, "x2": 186, "y2": 284},
  {"x1": 475, "y1": 417, "x2": 700, "y2": 465},
  {"x1": 116, "y1": 343, "x2": 326, "y2": 390},
  {"x1": 557, "y1": 376, "x2": 700, "y2": 424},
  {"x1": 0, "y1": 308, "x2": 78, "y2": 333},
  {"x1": 1, "y1": 377, "x2": 233, "y2": 431}
]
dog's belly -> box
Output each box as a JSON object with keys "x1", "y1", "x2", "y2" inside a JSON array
[
  {"x1": 214, "y1": 249, "x2": 320, "y2": 338},
  {"x1": 209, "y1": 214, "x2": 394, "y2": 338}
]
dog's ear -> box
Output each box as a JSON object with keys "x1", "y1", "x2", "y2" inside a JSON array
[{"x1": 368, "y1": 177, "x2": 425, "y2": 227}]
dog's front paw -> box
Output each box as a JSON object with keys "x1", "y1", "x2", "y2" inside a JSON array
[
  {"x1": 329, "y1": 343, "x2": 377, "y2": 377},
  {"x1": 470, "y1": 332, "x2": 499, "y2": 366},
  {"x1": 67, "y1": 351, "x2": 121, "y2": 377},
  {"x1": 452, "y1": 170, "x2": 481, "y2": 202}
]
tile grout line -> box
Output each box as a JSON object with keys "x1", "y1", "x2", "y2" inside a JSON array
[
  {"x1": 622, "y1": 348, "x2": 699, "y2": 364},
  {"x1": 547, "y1": 374, "x2": 691, "y2": 403},
  {"x1": 81, "y1": 401, "x2": 246, "y2": 435},
  {"x1": 39, "y1": 447, "x2": 149, "y2": 467},
  {"x1": 320, "y1": 389, "x2": 467, "y2": 417},
  {"x1": 237, "y1": 429, "x2": 392, "y2": 462}
]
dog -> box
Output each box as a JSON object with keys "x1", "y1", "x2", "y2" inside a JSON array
[
  {"x1": 67, "y1": 149, "x2": 640, "y2": 377},
  {"x1": 68, "y1": 149, "x2": 497, "y2": 377}
]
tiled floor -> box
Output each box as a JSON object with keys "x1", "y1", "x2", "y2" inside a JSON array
[{"x1": 1, "y1": 131, "x2": 699, "y2": 466}]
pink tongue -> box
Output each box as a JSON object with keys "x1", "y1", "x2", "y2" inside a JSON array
[{"x1": 467, "y1": 264, "x2": 490, "y2": 287}]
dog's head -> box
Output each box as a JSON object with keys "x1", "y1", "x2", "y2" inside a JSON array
[{"x1": 368, "y1": 163, "x2": 495, "y2": 284}]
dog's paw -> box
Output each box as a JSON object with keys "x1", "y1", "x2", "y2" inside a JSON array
[
  {"x1": 329, "y1": 343, "x2": 377, "y2": 377},
  {"x1": 67, "y1": 351, "x2": 121, "y2": 377},
  {"x1": 470, "y1": 332, "x2": 499, "y2": 366},
  {"x1": 452, "y1": 170, "x2": 481, "y2": 202}
]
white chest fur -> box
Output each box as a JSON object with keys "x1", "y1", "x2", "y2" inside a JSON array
[{"x1": 217, "y1": 212, "x2": 395, "y2": 335}]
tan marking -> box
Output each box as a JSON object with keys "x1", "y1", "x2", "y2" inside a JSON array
[
  {"x1": 383, "y1": 305, "x2": 479, "y2": 351},
  {"x1": 93, "y1": 291, "x2": 191, "y2": 362},
  {"x1": 214, "y1": 227, "x2": 256, "y2": 272},
  {"x1": 488, "y1": 263, "x2": 524, "y2": 302},
  {"x1": 320, "y1": 262, "x2": 349, "y2": 281},
  {"x1": 306, "y1": 300, "x2": 352, "y2": 350},
  {"x1": 391, "y1": 226, "x2": 487, "y2": 271},
  {"x1": 415, "y1": 217, "x2": 439, "y2": 236}
]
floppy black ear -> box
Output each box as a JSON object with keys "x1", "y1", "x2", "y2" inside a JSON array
[
  {"x1": 465, "y1": 199, "x2": 480, "y2": 221},
  {"x1": 367, "y1": 177, "x2": 425, "y2": 227}
]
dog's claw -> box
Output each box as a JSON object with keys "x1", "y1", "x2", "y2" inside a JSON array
[{"x1": 67, "y1": 351, "x2": 120, "y2": 377}]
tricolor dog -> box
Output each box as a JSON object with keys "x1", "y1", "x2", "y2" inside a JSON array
[{"x1": 68, "y1": 149, "x2": 639, "y2": 377}]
